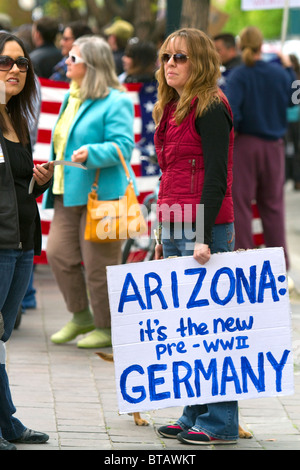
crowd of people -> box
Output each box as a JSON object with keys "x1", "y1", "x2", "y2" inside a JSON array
[{"x1": 0, "y1": 13, "x2": 299, "y2": 450}]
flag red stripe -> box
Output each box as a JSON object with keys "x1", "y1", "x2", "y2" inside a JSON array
[
  {"x1": 41, "y1": 101, "x2": 62, "y2": 114},
  {"x1": 39, "y1": 77, "x2": 70, "y2": 89},
  {"x1": 134, "y1": 104, "x2": 141, "y2": 118},
  {"x1": 34, "y1": 252, "x2": 48, "y2": 264},
  {"x1": 124, "y1": 82, "x2": 143, "y2": 92},
  {"x1": 131, "y1": 164, "x2": 141, "y2": 176},
  {"x1": 41, "y1": 220, "x2": 51, "y2": 232},
  {"x1": 37, "y1": 129, "x2": 52, "y2": 144},
  {"x1": 253, "y1": 234, "x2": 265, "y2": 246}
]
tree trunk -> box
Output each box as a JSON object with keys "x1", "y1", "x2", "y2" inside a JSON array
[
  {"x1": 103, "y1": 0, "x2": 134, "y2": 22},
  {"x1": 85, "y1": 0, "x2": 134, "y2": 31},
  {"x1": 180, "y1": 0, "x2": 210, "y2": 33},
  {"x1": 133, "y1": 0, "x2": 153, "y2": 40},
  {"x1": 85, "y1": 0, "x2": 109, "y2": 28}
]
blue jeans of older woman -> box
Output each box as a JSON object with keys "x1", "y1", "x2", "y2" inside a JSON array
[
  {"x1": 0, "y1": 249, "x2": 34, "y2": 440},
  {"x1": 161, "y1": 222, "x2": 239, "y2": 441}
]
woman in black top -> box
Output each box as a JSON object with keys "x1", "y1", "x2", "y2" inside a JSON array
[{"x1": 0, "y1": 32, "x2": 53, "y2": 450}]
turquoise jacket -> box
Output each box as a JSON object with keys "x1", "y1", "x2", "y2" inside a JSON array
[{"x1": 43, "y1": 87, "x2": 135, "y2": 209}]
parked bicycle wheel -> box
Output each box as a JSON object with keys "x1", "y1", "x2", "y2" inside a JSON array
[
  {"x1": 122, "y1": 189, "x2": 157, "y2": 263},
  {"x1": 121, "y1": 151, "x2": 160, "y2": 264},
  {"x1": 122, "y1": 236, "x2": 156, "y2": 263}
]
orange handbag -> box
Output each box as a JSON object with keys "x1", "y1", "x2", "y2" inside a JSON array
[{"x1": 84, "y1": 144, "x2": 147, "y2": 243}]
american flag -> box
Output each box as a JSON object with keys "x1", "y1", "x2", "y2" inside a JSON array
[{"x1": 33, "y1": 78, "x2": 159, "y2": 264}]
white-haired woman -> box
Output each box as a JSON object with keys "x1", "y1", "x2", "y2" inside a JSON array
[{"x1": 43, "y1": 36, "x2": 135, "y2": 349}]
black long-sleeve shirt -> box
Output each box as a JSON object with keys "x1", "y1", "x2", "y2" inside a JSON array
[
  {"x1": 194, "y1": 101, "x2": 233, "y2": 245},
  {"x1": 5, "y1": 138, "x2": 38, "y2": 251}
]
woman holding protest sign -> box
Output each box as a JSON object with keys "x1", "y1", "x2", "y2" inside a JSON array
[{"x1": 153, "y1": 28, "x2": 238, "y2": 445}]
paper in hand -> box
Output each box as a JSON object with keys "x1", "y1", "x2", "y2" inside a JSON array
[{"x1": 28, "y1": 160, "x2": 87, "y2": 194}]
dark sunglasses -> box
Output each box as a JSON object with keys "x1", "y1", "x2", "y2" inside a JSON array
[
  {"x1": 0, "y1": 56, "x2": 29, "y2": 72},
  {"x1": 161, "y1": 53, "x2": 190, "y2": 64}
]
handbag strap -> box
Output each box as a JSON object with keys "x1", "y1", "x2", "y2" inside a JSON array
[{"x1": 92, "y1": 143, "x2": 131, "y2": 189}]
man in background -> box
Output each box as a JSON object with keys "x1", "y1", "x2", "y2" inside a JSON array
[
  {"x1": 30, "y1": 16, "x2": 62, "y2": 78},
  {"x1": 214, "y1": 33, "x2": 242, "y2": 93},
  {"x1": 51, "y1": 20, "x2": 93, "y2": 81},
  {"x1": 104, "y1": 19, "x2": 134, "y2": 75}
]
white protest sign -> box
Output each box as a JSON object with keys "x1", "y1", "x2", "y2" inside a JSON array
[
  {"x1": 107, "y1": 247, "x2": 294, "y2": 414},
  {"x1": 242, "y1": 0, "x2": 300, "y2": 9}
]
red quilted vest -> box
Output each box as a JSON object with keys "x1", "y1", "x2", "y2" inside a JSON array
[{"x1": 154, "y1": 95, "x2": 234, "y2": 224}]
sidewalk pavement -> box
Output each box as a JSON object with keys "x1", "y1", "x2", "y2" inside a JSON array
[{"x1": 5, "y1": 182, "x2": 300, "y2": 451}]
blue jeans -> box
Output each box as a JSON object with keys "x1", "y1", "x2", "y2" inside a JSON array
[
  {"x1": 0, "y1": 249, "x2": 34, "y2": 440},
  {"x1": 162, "y1": 222, "x2": 239, "y2": 441},
  {"x1": 22, "y1": 267, "x2": 36, "y2": 310}
]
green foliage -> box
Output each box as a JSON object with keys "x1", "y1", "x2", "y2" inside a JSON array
[
  {"x1": 43, "y1": 0, "x2": 85, "y2": 17},
  {"x1": 217, "y1": 0, "x2": 283, "y2": 39},
  {"x1": 150, "y1": 0, "x2": 159, "y2": 14},
  {"x1": 27, "y1": 0, "x2": 284, "y2": 40}
]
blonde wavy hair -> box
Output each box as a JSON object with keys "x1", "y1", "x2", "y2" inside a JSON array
[
  {"x1": 153, "y1": 28, "x2": 221, "y2": 126},
  {"x1": 239, "y1": 26, "x2": 263, "y2": 67}
]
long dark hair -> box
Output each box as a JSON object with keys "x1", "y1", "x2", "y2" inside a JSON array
[{"x1": 0, "y1": 32, "x2": 38, "y2": 145}]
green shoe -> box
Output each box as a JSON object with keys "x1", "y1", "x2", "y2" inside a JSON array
[
  {"x1": 77, "y1": 328, "x2": 111, "y2": 349},
  {"x1": 51, "y1": 321, "x2": 95, "y2": 344}
]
